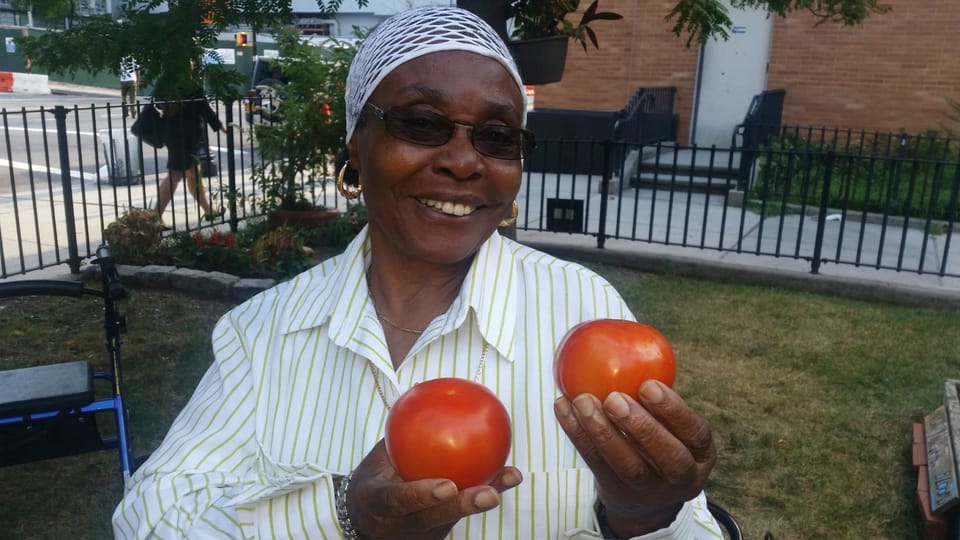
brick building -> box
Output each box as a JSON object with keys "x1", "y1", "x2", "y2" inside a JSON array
[{"x1": 533, "y1": 0, "x2": 960, "y2": 145}]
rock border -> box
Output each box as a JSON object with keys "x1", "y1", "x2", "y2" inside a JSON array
[{"x1": 81, "y1": 263, "x2": 276, "y2": 302}]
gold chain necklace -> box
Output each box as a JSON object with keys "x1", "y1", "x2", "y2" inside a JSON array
[
  {"x1": 369, "y1": 343, "x2": 489, "y2": 410},
  {"x1": 368, "y1": 291, "x2": 426, "y2": 335},
  {"x1": 375, "y1": 310, "x2": 423, "y2": 335}
]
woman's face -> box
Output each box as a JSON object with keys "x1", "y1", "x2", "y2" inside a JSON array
[{"x1": 348, "y1": 50, "x2": 524, "y2": 268}]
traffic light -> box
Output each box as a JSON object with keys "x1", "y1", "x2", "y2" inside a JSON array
[{"x1": 236, "y1": 32, "x2": 251, "y2": 47}]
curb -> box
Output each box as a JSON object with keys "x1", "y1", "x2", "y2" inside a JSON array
[
  {"x1": 79, "y1": 242, "x2": 960, "y2": 310},
  {"x1": 524, "y1": 241, "x2": 960, "y2": 310},
  {"x1": 48, "y1": 79, "x2": 120, "y2": 97},
  {"x1": 80, "y1": 263, "x2": 277, "y2": 302}
]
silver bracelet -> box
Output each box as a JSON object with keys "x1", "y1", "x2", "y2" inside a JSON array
[{"x1": 335, "y1": 472, "x2": 362, "y2": 539}]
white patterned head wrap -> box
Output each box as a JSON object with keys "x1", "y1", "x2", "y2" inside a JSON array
[{"x1": 345, "y1": 6, "x2": 525, "y2": 144}]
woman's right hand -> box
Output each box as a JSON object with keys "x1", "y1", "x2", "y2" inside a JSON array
[{"x1": 346, "y1": 440, "x2": 522, "y2": 539}]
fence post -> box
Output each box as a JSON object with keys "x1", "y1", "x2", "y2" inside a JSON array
[
  {"x1": 597, "y1": 139, "x2": 613, "y2": 249},
  {"x1": 53, "y1": 106, "x2": 81, "y2": 274},
  {"x1": 224, "y1": 104, "x2": 238, "y2": 233},
  {"x1": 811, "y1": 150, "x2": 836, "y2": 274}
]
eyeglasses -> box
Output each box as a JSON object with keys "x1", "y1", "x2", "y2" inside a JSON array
[{"x1": 364, "y1": 103, "x2": 535, "y2": 160}]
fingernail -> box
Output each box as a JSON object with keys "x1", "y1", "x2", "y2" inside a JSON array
[
  {"x1": 555, "y1": 397, "x2": 573, "y2": 419},
  {"x1": 641, "y1": 380, "x2": 664, "y2": 403},
  {"x1": 605, "y1": 392, "x2": 630, "y2": 418},
  {"x1": 432, "y1": 481, "x2": 457, "y2": 500},
  {"x1": 503, "y1": 469, "x2": 522, "y2": 488},
  {"x1": 474, "y1": 490, "x2": 499, "y2": 510},
  {"x1": 573, "y1": 394, "x2": 596, "y2": 417}
]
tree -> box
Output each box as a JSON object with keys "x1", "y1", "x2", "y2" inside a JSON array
[
  {"x1": 10, "y1": 0, "x2": 74, "y2": 26},
  {"x1": 668, "y1": 0, "x2": 890, "y2": 46},
  {"x1": 16, "y1": 0, "x2": 888, "y2": 99},
  {"x1": 16, "y1": 0, "x2": 298, "y2": 100}
]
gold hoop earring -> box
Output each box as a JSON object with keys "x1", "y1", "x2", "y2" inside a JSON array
[
  {"x1": 336, "y1": 160, "x2": 362, "y2": 200},
  {"x1": 499, "y1": 200, "x2": 518, "y2": 228}
]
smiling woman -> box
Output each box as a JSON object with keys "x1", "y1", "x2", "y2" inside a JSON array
[
  {"x1": 112, "y1": 7, "x2": 721, "y2": 540},
  {"x1": 348, "y1": 49, "x2": 526, "y2": 279}
]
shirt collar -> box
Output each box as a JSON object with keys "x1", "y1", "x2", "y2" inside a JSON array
[{"x1": 282, "y1": 227, "x2": 519, "y2": 363}]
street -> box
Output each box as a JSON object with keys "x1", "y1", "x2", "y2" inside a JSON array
[
  {"x1": 0, "y1": 90, "x2": 263, "y2": 277},
  {"x1": 0, "y1": 92, "x2": 255, "y2": 196}
]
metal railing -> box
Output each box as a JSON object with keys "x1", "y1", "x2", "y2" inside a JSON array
[
  {"x1": 0, "y1": 97, "x2": 349, "y2": 278},
  {"x1": 1, "y1": 99, "x2": 957, "y2": 280},
  {"x1": 520, "y1": 136, "x2": 958, "y2": 278}
]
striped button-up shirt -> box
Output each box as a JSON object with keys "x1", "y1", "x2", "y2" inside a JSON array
[{"x1": 113, "y1": 229, "x2": 720, "y2": 539}]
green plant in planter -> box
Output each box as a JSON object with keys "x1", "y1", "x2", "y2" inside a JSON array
[
  {"x1": 505, "y1": 0, "x2": 622, "y2": 50},
  {"x1": 251, "y1": 28, "x2": 362, "y2": 213},
  {"x1": 103, "y1": 208, "x2": 167, "y2": 265}
]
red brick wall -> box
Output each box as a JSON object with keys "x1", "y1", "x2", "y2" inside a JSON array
[
  {"x1": 532, "y1": 0, "x2": 699, "y2": 141},
  {"x1": 765, "y1": 0, "x2": 960, "y2": 135},
  {"x1": 535, "y1": 0, "x2": 960, "y2": 141}
]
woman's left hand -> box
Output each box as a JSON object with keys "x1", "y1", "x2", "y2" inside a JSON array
[
  {"x1": 554, "y1": 379, "x2": 716, "y2": 536},
  {"x1": 346, "y1": 440, "x2": 523, "y2": 539}
]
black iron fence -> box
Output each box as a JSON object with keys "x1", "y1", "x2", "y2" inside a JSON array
[
  {"x1": 0, "y1": 99, "x2": 957, "y2": 280},
  {"x1": 520, "y1": 133, "x2": 958, "y2": 278},
  {"x1": 0, "y1": 97, "x2": 347, "y2": 278}
]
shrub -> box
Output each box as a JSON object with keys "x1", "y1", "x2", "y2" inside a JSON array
[
  {"x1": 307, "y1": 203, "x2": 368, "y2": 250},
  {"x1": 235, "y1": 217, "x2": 273, "y2": 248},
  {"x1": 103, "y1": 208, "x2": 166, "y2": 265},
  {"x1": 104, "y1": 210, "x2": 362, "y2": 280},
  {"x1": 249, "y1": 226, "x2": 313, "y2": 280},
  {"x1": 164, "y1": 230, "x2": 252, "y2": 276},
  {"x1": 251, "y1": 28, "x2": 362, "y2": 213},
  {"x1": 753, "y1": 133, "x2": 959, "y2": 221}
]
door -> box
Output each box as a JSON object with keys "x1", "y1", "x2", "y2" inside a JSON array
[{"x1": 690, "y1": 1, "x2": 773, "y2": 148}]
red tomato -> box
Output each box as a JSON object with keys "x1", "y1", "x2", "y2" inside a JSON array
[
  {"x1": 554, "y1": 319, "x2": 675, "y2": 401},
  {"x1": 385, "y1": 377, "x2": 512, "y2": 489}
]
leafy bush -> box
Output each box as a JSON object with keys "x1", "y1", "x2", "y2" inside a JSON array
[
  {"x1": 235, "y1": 217, "x2": 273, "y2": 248},
  {"x1": 164, "y1": 230, "x2": 252, "y2": 276},
  {"x1": 103, "y1": 208, "x2": 166, "y2": 265},
  {"x1": 104, "y1": 208, "x2": 367, "y2": 280},
  {"x1": 753, "y1": 132, "x2": 959, "y2": 222},
  {"x1": 249, "y1": 226, "x2": 312, "y2": 279},
  {"x1": 251, "y1": 28, "x2": 362, "y2": 212},
  {"x1": 306, "y1": 203, "x2": 368, "y2": 250}
]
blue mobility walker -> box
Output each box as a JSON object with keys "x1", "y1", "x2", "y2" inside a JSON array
[{"x1": 0, "y1": 245, "x2": 134, "y2": 487}]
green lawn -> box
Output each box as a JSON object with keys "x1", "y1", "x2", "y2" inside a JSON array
[{"x1": 1, "y1": 267, "x2": 957, "y2": 539}]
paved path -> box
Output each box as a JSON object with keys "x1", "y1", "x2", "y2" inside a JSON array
[{"x1": 516, "y1": 155, "x2": 960, "y2": 308}]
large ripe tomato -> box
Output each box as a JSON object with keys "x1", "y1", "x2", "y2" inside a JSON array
[
  {"x1": 554, "y1": 319, "x2": 675, "y2": 401},
  {"x1": 385, "y1": 377, "x2": 512, "y2": 489}
]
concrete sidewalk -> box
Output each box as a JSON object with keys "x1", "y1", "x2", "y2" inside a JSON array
[
  {"x1": 513, "y1": 151, "x2": 960, "y2": 309},
  {"x1": 47, "y1": 79, "x2": 120, "y2": 97},
  {"x1": 518, "y1": 230, "x2": 960, "y2": 309},
  {"x1": 0, "y1": 73, "x2": 116, "y2": 96}
]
